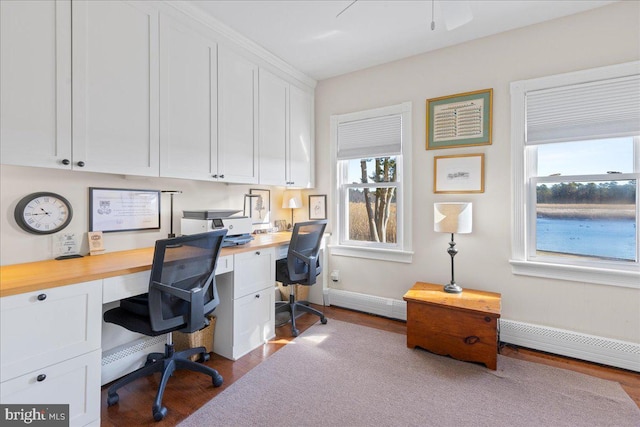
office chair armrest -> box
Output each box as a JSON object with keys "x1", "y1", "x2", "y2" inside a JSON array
[
  {"x1": 289, "y1": 250, "x2": 318, "y2": 285},
  {"x1": 149, "y1": 281, "x2": 207, "y2": 332}
]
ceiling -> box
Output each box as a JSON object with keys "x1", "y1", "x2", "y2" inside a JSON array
[{"x1": 190, "y1": 1, "x2": 616, "y2": 81}]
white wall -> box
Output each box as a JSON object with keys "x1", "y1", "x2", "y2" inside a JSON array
[
  {"x1": 0, "y1": 164, "x2": 297, "y2": 264},
  {"x1": 315, "y1": 2, "x2": 640, "y2": 343}
]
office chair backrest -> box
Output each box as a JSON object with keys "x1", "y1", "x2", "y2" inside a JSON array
[
  {"x1": 287, "y1": 220, "x2": 327, "y2": 285},
  {"x1": 148, "y1": 230, "x2": 227, "y2": 334}
]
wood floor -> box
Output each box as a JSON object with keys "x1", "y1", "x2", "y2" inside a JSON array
[{"x1": 101, "y1": 305, "x2": 640, "y2": 426}]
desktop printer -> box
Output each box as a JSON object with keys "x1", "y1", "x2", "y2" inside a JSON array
[{"x1": 181, "y1": 210, "x2": 254, "y2": 247}]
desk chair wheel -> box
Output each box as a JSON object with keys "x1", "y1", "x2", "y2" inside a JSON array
[
  {"x1": 321, "y1": 317, "x2": 328, "y2": 324},
  {"x1": 153, "y1": 405, "x2": 167, "y2": 421},
  {"x1": 292, "y1": 328, "x2": 299, "y2": 337},
  {"x1": 107, "y1": 393, "x2": 119, "y2": 407},
  {"x1": 198, "y1": 352, "x2": 210, "y2": 363},
  {"x1": 212, "y1": 372, "x2": 224, "y2": 387}
]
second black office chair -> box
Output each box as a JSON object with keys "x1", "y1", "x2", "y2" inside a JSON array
[
  {"x1": 104, "y1": 230, "x2": 226, "y2": 421},
  {"x1": 276, "y1": 220, "x2": 328, "y2": 337}
]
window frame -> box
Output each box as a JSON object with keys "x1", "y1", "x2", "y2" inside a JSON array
[
  {"x1": 329, "y1": 102, "x2": 413, "y2": 263},
  {"x1": 510, "y1": 62, "x2": 640, "y2": 288}
]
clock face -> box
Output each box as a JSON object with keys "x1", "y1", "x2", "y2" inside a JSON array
[{"x1": 14, "y1": 192, "x2": 73, "y2": 235}]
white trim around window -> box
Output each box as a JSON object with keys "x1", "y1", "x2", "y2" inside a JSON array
[
  {"x1": 329, "y1": 102, "x2": 413, "y2": 263},
  {"x1": 510, "y1": 61, "x2": 640, "y2": 288}
]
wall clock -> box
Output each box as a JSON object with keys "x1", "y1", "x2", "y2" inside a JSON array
[{"x1": 14, "y1": 192, "x2": 73, "y2": 235}]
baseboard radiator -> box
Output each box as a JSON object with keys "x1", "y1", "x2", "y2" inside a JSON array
[
  {"x1": 101, "y1": 335, "x2": 167, "y2": 386},
  {"x1": 325, "y1": 288, "x2": 639, "y2": 372}
]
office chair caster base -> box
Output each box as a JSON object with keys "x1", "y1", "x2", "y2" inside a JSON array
[
  {"x1": 153, "y1": 406, "x2": 167, "y2": 421},
  {"x1": 212, "y1": 373, "x2": 224, "y2": 387},
  {"x1": 198, "y1": 352, "x2": 210, "y2": 363},
  {"x1": 106, "y1": 393, "x2": 119, "y2": 407},
  {"x1": 321, "y1": 317, "x2": 327, "y2": 324},
  {"x1": 291, "y1": 328, "x2": 299, "y2": 337}
]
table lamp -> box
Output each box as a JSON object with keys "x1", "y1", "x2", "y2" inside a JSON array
[
  {"x1": 434, "y1": 202, "x2": 472, "y2": 293},
  {"x1": 282, "y1": 190, "x2": 302, "y2": 230}
]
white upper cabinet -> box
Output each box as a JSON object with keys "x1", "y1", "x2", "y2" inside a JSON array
[
  {"x1": 258, "y1": 69, "x2": 314, "y2": 188},
  {"x1": 288, "y1": 84, "x2": 314, "y2": 188},
  {"x1": 159, "y1": 14, "x2": 218, "y2": 181},
  {"x1": 72, "y1": 0, "x2": 160, "y2": 176},
  {"x1": 258, "y1": 69, "x2": 289, "y2": 186},
  {"x1": 0, "y1": 0, "x2": 72, "y2": 169},
  {"x1": 218, "y1": 47, "x2": 259, "y2": 184}
]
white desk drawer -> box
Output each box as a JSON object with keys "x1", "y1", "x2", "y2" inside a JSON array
[
  {"x1": 103, "y1": 271, "x2": 150, "y2": 304},
  {"x1": 0, "y1": 280, "x2": 102, "y2": 381},
  {"x1": 1, "y1": 349, "x2": 101, "y2": 427}
]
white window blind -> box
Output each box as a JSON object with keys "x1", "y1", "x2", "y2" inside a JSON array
[
  {"x1": 526, "y1": 74, "x2": 640, "y2": 145},
  {"x1": 337, "y1": 114, "x2": 402, "y2": 160}
]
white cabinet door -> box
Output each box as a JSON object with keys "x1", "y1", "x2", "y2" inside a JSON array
[
  {"x1": 0, "y1": 280, "x2": 102, "y2": 382},
  {"x1": 289, "y1": 85, "x2": 314, "y2": 188},
  {"x1": 218, "y1": 47, "x2": 258, "y2": 184},
  {"x1": 159, "y1": 14, "x2": 218, "y2": 181},
  {"x1": 233, "y1": 248, "x2": 275, "y2": 299},
  {"x1": 72, "y1": 0, "x2": 159, "y2": 176},
  {"x1": 0, "y1": 0, "x2": 72, "y2": 169},
  {"x1": 0, "y1": 350, "x2": 101, "y2": 427},
  {"x1": 232, "y1": 286, "x2": 274, "y2": 359},
  {"x1": 258, "y1": 69, "x2": 288, "y2": 186}
]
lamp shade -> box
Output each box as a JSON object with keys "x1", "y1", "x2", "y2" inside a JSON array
[
  {"x1": 282, "y1": 190, "x2": 302, "y2": 209},
  {"x1": 434, "y1": 202, "x2": 472, "y2": 234}
]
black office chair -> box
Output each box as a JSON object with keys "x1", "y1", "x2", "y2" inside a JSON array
[
  {"x1": 276, "y1": 220, "x2": 328, "y2": 337},
  {"x1": 104, "y1": 230, "x2": 227, "y2": 421}
]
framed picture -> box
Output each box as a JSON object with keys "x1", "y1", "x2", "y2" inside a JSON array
[
  {"x1": 249, "y1": 189, "x2": 271, "y2": 224},
  {"x1": 309, "y1": 195, "x2": 327, "y2": 220},
  {"x1": 89, "y1": 187, "x2": 160, "y2": 232},
  {"x1": 434, "y1": 154, "x2": 485, "y2": 194},
  {"x1": 426, "y1": 88, "x2": 492, "y2": 150}
]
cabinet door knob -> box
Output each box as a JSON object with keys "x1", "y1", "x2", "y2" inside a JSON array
[
  {"x1": 255, "y1": 294, "x2": 260, "y2": 299},
  {"x1": 212, "y1": 174, "x2": 218, "y2": 178},
  {"x1": 37, "y1": 293, "x2": 47, "y2": 301},
  {"x1": 219, "y1": 174, "x2": 225, "y2": 179},
  {"x1": 77, "y1": 161, "x2": 85, "y2": 167},
  {"x1": 61, "y1": 159, "x2": 70, "y2": 165},
  {"x1": 255, "y1": 251, "x2": 261, "y2": 256},
  {"x1": 37, "y1": 374, "x2": 46, "y2": 382}
]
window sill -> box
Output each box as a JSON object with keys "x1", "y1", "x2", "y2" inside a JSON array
[
  {"x1": 329, "y1": 245, "x2": 413, "y2": 264},
  {"x1": 509, "y1": 259, "x2": 640, "y2": 289}
]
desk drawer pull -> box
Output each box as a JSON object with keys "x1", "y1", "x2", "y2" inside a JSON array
[
  {"x1": 255, "y1": 294, "x2": 260, "y2": 299},
  {"x1": 37, "y1": 374, "x2": 46, "y2": 382},
  {"x1": 37, "y1": 294, "x2": 47, "y2": 301},
  {"x1": 255, "y1": 251, "x2": 261, "y2": 256}
]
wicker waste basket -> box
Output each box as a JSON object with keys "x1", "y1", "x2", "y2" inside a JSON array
[
  {"x1": 277, "y1": 282, "x2": 310, "y2": 302},
  {"x1": 173, "y1": 315, "x2": 216, "y2": 361}
]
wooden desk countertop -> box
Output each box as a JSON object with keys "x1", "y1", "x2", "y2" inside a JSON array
[
  {"x1": 403, "y1": 281, "x2": 501, "y2": 317},
  {"x1": 0, "y1": 232, "x2": 292, "y2": 298}
]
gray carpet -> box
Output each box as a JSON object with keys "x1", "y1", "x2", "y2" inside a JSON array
[{"x1": 179, "y1": 320, "x2": 640, "y2": 427}]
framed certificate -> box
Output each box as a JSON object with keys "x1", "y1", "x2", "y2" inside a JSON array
[{"x1": 89, "y1": 187, "x2": 160, "y2": 233}]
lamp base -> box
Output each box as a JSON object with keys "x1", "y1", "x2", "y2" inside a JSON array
[{"x1": 443, "y1": 282, "x2": 463, "y2": 293}]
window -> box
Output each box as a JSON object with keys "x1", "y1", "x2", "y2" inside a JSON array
[
  {"x1": 510, "y1": 61, "x2": 640, "y2": 287},
  {"x1": 330, "y1": 102, "x2": 413, "y2": 263}
]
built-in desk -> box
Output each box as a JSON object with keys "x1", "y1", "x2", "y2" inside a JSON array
[{"x1": 0, "y1": 232, "x2": 292, "y2": 427}]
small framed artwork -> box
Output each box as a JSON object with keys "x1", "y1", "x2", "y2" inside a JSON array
[
  {"x1": 309, "y1": 195, "x2": 327, "y2": 220},
  {"x1": 89, "y1": 187, "x2": 160, "y2": 232},
  {"x1": 249, "y1": 189, "x2": 271, "y2": 224},
  {"x1": 426, "y1": 88, "x2": 492, "y2": 150},
  {"x1": 434, "y1": 153, "x2": 485, "y2": 194}
]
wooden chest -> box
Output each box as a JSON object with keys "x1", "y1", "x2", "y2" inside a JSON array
[{"x1": 403, "y1": 282, "x2": 501, "y2": 370}]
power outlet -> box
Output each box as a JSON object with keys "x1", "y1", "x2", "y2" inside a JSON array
[{"x1": 331, "y1": 270, "x2": 340, "y2": 282}]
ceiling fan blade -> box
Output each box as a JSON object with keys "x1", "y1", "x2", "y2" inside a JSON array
[{"x1": 440, "y1": 1, "x2": 473, "y2": 31}]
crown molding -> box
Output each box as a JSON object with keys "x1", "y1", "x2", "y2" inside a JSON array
[{"x1": 165, "y1": 1, "x2": 317, "y2": 89}]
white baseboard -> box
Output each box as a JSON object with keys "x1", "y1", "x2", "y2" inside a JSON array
[
  {"x1": 326, "y1": 288, "x2": 639, "y2": 372},
  {"x1": 101, "y1": 335, "x2": 167, "y2": 385}
]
